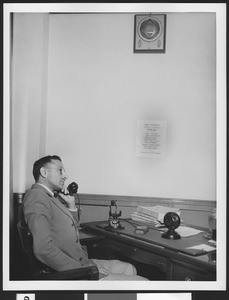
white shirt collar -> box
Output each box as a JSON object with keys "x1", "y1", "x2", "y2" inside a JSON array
[{"x1": 37, "y1": 183, "x2": 54, "y2": 197}]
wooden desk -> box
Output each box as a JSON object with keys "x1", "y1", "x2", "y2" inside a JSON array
[{"x1": 80, "y1": 219, "x2": 216, "y2": 281}]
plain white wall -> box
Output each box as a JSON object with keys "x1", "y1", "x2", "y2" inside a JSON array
[
  {"x1": 11, "y1": 13, "x2": 216, "y2": 201},
  {"x1": 45, "y1": 13, "x2": 216, "y2": 200},
  {"x1": 12, "y1": 13, "x2": 49, "y2": 192}
]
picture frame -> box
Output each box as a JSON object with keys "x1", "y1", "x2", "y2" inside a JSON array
[{"x1": 134, "y1": 14, "x2": 166, "y2": 53}]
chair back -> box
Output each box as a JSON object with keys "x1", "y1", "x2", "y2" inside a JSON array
[{"x1": 17, "y1": 221, "x2": 54, "y2": 277}]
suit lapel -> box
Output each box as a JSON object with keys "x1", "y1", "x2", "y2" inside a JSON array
[
  {"x1": 50, "y1": 196, "x2": 77, "y2": 228},
  {"x1": 32, "y1": 184, "x2": 77, "y2": 228}
]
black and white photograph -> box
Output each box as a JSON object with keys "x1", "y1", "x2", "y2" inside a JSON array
[{"x1": 2, "y1": 2, "x2": 227, "y2": 294}]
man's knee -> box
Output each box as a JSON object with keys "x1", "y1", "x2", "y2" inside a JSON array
[
  {"x1": 99, "y1": 273, "x2": 149, "y2": 281},
  {"x1": 125, "y1": 262, "x2": 137, "y2": 275},
  {"x1": 115, "y1": 260, "x2": 137, "y2": 275}
]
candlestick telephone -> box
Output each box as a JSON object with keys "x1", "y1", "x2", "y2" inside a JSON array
[{"x1": 104, "y1": 200, "x2": 125, "y2": 230}]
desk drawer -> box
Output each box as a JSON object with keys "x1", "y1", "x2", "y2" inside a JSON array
[
  {"x1": 109, "y1": 240, "x2": 167, "y2": 272},
  {"x1": 170, "y1": 259, "x2": 216, "y2": 281},
  {"x1": 81, "y1": 237, "x2": 110, "y2": 259}
]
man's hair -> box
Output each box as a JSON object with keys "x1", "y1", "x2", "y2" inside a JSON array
[{"x1": 33, "y1": 155, "x2": 62, "y2": 182}]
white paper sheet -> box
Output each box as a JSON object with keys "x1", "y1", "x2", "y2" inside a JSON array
[
  {"x1": 186, "y1": 244, "x2": 216, "y2": 252},
  {"x1": 176, "y1": 226, "x2": 203, "y2": 237},
  {"x1": 136, "y1": 120, "x2": 167, "y2": 157}
]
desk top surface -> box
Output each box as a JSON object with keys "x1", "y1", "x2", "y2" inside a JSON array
[{"x1": 81, "y1": 219, "x2": 216, "y2": 270}]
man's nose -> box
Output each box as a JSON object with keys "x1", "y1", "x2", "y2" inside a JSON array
[{"x1": 62, "y1": 169, "x2": 68, "y2": 179}]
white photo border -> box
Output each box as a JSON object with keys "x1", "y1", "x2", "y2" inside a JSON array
[{"x1": 3, "y1": 2, "x2": 227, "y2": 291}]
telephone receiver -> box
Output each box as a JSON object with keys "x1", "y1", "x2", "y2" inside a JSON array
[
  {"x1": 59, "y1": 182, "x2": 81, "y2": 220},
  {"x1": 59, "y1": 182, "x2": 78, "y2": 196},
  {"x1": 67, "y1": 182, "x2": 78, "y2": 195}
]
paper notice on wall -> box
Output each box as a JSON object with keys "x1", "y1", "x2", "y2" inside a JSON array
[{"x1": 136, "y1": 120, "x2": 166, "y2": 157}]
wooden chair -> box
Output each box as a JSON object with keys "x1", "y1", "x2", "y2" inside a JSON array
[{"x1": 17, "y1": 208, "x2": 99, "y2": 280}]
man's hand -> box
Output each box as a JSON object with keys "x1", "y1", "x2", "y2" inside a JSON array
[{"x1": 58, "y1": 188, "x2": 76, "y2": 210}]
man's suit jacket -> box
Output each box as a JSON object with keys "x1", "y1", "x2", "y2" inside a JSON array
[{"x1": 23, "y1": 183, "x2": 92, "y2": 271}]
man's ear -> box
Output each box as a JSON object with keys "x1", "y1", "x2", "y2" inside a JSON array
[{"x1": 40, "y1": 167, "x2": 48, "y2": 178}]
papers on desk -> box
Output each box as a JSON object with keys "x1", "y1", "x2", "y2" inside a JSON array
[
  {"x1": 131, "y1": 211, "x2": 158, "y2": 224},
  {"x1": 175, "y1": 226, "x2": 203, "y2": 237},
  {"x1": 186, "y1": 244, "x2": 216, "y2": 252},
  {"x1": 131, "y1": 206, "x2": 205, "y2": 238},
  {"x1": 136, "y1": 205, "x2": 181, "y2": 223},
  {"x1": 131, "y1": 205, "x2": 181, "y2": 225}
]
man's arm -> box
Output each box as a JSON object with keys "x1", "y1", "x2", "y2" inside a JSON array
[
  {"x1": 58, "y1": 192, "x2": 81, "y2": 222},
  {"x1": 23, "y1": 191, "x2": 91, "y2": 271}
]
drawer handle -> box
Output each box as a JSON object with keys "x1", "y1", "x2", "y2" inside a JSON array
[{"x1": 185, "y1": 276, "x2": 192, "y2": 281}]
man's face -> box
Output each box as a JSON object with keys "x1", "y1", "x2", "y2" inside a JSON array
[{"x1": 44, "y1": 159, "x2": 68, "y2": 191}]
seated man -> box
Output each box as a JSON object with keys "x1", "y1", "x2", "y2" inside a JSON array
[{"x1": 23, "y1": 155, "x2": 148, "y2": 280}]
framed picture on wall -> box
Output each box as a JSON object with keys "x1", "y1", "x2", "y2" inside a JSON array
[{"x1": 134, "y1": 14, "x2": 166, "y2": 53}]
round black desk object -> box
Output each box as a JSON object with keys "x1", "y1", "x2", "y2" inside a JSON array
[{"x1": 161, "y1": 212, "x2": 181, "y2": 240}]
